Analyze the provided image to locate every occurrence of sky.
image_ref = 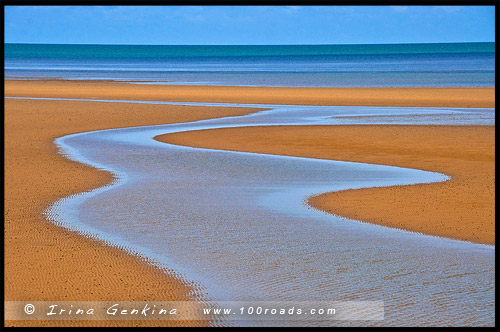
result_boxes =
[4,6,496,45]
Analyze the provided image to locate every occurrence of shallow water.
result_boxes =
[40,100,494,326]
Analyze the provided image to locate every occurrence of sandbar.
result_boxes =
[158,125,495,245]
[5,79,495,108]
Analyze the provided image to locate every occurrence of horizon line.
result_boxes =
[4,41,495,47]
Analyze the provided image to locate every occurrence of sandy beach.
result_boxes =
[4,96,261,327]
[4,80,495,327]
[5,79,495,108]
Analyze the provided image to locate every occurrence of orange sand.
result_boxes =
[158,125,495,245]
[4,80,495,327]
[5,79,495,108]
[4,97,261,326]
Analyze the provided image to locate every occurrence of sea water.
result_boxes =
[4,42,495,87]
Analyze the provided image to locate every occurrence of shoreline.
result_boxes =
[4,96,262,327]
[5,79,495,108]
[158,125,495,245]
[5,76,496,89]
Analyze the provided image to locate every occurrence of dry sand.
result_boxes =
[5,79,495,108]
[159,125,495,245]
[4,97,261,327]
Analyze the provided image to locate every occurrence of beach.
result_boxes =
[4,7,495,327]
[4,94,261,327]
[4,80,495,326]
[5,79,495,108]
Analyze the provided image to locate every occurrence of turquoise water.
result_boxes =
[4,43,495,87]
[5,42,495,58]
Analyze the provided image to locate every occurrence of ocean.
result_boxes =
[4,42,495,87]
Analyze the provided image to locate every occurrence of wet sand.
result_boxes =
[159,125,495,245]
[4,97,261,327]
[4,80,495,326]
[5,79,495,108]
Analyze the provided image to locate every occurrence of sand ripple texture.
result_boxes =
[44,100,494,327]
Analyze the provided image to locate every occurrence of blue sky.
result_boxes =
[4,6,495,45]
